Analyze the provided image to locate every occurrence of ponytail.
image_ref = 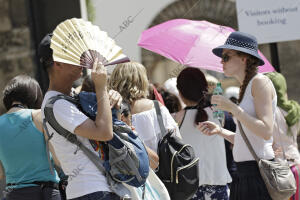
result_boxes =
[194,92,210,124]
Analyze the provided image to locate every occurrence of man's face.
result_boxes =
[57,62,83,82]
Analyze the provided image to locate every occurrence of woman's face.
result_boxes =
[221,49,246,77]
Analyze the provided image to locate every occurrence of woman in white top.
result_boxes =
[109,61,181,169]
[198,31,277,200]
[174,67,231,200]
[266,72,300,200]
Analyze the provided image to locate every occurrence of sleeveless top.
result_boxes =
[132,106,180,153]
[0,109,59,189]
[179,107,232,185]
[233,74,277,162]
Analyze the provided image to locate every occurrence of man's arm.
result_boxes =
[74,60,113,141]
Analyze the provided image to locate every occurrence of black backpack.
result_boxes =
[153,101,199,200]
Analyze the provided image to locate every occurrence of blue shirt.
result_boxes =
[0,109,59,189]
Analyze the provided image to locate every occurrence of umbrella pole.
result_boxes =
[269,43,281,72]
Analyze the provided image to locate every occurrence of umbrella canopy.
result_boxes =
[138,19,274,73]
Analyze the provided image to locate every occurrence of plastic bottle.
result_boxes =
[213,82,225,125]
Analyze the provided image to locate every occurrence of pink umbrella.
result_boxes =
[138,19,274,73]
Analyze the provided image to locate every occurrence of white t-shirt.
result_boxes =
[132,105,181,153]
[41,91,110,199]
[233,74,277,162]
[179,108,232,185]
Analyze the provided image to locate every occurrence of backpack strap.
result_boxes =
[153,100,166,139]
[43,118,55,175]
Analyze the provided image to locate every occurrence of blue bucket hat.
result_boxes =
[212,31,264,66]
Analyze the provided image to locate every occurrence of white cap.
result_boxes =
[163,78,186,108]
[205,74,218,86]
[224,86,240,99]
[163,78,179,96]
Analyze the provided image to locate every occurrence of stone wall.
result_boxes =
[277,41,300,103]
[0,0,36,114]
[0,0,35,197]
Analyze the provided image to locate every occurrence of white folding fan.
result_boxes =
[50,18,129,68]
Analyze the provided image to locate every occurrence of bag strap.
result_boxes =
[237,121,260,162]
[153,100,166,138]
[238,109,288,163]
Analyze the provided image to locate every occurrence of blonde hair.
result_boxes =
[205,73,219,94]
[109,62,149,104]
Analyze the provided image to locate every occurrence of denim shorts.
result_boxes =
[69,191,120,200]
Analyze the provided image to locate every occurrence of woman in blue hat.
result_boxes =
[197,31,277,200]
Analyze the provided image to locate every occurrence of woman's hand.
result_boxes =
[211,95,237,113]
[108,90,122,109]
[197,121,222,136]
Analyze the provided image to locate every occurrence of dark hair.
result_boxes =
[42,58,54,72]
[81,75,95,92]
[120,101,131,117]
[3,75,43,110]
[230,97,238,105]
[147,84,155,100]
[38,33,54,71]
[158,88,182,113]
[236,52,259,103]
[177,67,209,124]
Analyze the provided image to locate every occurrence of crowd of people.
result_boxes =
[0,26,300,200]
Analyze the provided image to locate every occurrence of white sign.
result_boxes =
[236,0,300,44]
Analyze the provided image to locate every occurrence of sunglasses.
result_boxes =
[221,53,237,62]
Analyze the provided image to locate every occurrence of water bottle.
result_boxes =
[213,82,225,125]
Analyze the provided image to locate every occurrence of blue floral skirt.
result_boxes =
[191,185,229,200]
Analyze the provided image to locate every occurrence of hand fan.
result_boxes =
[50,18,129,68]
